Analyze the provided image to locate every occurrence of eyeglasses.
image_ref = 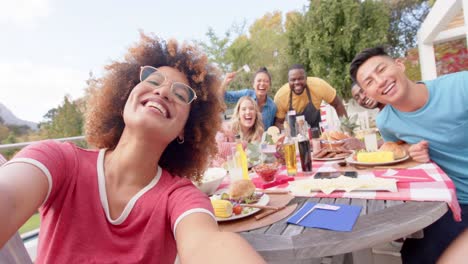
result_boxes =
[139,66,197,104]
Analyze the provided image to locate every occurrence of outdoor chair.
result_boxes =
[0,232,33,264]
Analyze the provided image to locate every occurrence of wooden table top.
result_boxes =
[240,196,447,262]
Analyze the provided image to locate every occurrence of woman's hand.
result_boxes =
[221,72,237,90]
[408,140,430,163]
[176,213,265,264]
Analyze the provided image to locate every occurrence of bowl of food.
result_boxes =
[253,162,280,182]
[195,167,227,195]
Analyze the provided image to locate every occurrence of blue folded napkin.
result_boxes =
[287,202,362,232]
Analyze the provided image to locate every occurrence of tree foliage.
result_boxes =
[0,118,34,159]
[199,27,233,72]
[384,0,431,57]
[246,11,292,94]
[39,95,84,139]
[201,11,295,96]
[287,0,389,99]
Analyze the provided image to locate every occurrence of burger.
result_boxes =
[379,142,407,159]
[228,179,256,200]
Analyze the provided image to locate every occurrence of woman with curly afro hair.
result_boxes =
[0,33,265,264]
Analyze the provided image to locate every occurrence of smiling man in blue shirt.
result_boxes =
[350,46,468,264]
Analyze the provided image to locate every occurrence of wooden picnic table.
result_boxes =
[240,195,447,263]
[234,158,458,263]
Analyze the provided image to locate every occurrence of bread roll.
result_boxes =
[379,142,406,159]
[321,131,349,141]
[229,179,255,200]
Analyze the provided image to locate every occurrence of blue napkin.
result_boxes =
[287,202,362,232]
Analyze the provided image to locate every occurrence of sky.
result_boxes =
[0,0,309,123]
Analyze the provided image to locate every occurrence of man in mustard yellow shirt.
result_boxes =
[274,64,347,129]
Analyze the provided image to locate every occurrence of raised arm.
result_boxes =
[329,95,348,118]
[220,72,237,95]
[176,213,265,264]
[0,162,48,247]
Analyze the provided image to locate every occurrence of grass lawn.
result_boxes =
[19,213,40,235]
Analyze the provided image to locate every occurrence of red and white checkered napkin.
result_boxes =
[217,169,295,191]
[283,161,462,222]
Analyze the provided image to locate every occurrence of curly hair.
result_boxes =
[85,32,224,182]
[230,96,264,143]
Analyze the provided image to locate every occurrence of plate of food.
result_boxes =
[345,142,409,166]
[312,147,352,161]
[288,176,397,195]
[210,179,270,222]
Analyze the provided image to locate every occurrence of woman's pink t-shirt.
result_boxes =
[10,140,214,263]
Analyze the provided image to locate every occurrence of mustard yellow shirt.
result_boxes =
[274,77,337,119]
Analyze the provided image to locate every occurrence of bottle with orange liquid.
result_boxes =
[283,122,297,176]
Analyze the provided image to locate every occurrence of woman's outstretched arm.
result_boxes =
[0,162,48,247]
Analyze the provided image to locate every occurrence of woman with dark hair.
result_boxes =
[221,67,277,128]
[0,33,264,263]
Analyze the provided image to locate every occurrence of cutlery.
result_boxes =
[254,205,287,220]
[235,64,250,73]
[241,204,281,210]
[256,189,289,195]
[295,204,340,224]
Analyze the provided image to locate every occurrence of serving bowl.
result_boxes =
[195,167,227,195]
[253,162,280,182]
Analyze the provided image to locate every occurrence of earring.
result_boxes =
[177,136,184,144]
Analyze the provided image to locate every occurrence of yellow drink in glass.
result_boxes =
[284,143,297,176]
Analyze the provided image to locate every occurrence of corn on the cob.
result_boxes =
[211,200,233,218]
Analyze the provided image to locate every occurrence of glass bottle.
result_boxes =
[283,122,297,176]
[311,127,322,154]
[296,117,312,173]
[287,110,297,137]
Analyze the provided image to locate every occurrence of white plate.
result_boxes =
[288,177,398,195]
[345,154,410,166]
[210,190,270,222]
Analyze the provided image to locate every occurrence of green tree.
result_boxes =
[0,133,18,159]
[199,27,233,72]
[247,11,292,94]
[223,11,293,95]
[385,0,431,57]
[0,124,9,142]
[40,95,84,139]
[287,0,389,99]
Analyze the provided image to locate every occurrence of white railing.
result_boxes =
[0,136,85,151]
